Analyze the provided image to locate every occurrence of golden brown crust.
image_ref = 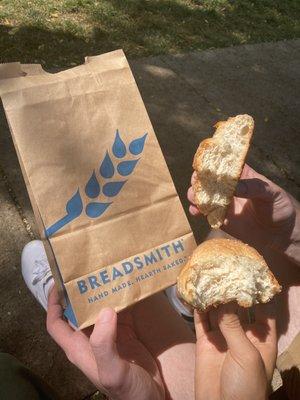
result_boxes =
[192,138,214,172]
[192,115,254,228]
[189,238,263,263]
[177,238,281,310]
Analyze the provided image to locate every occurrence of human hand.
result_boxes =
[188,164,300,261]
[195,303,277,400]
[46,287,164,400]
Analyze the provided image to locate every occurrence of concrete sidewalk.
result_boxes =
[0,39,299,399]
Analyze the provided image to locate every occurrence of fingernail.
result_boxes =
[98,308,114,323]
[236,181,248,196]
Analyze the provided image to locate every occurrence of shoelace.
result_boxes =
[32,259,51,285]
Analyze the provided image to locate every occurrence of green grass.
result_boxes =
[0,0,299,68]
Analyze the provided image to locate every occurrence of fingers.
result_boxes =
[191,171,197,185]
[238,307,253,324]
[187,185,200,216]
[90,308,128,391]
[46,287,74,353]
[208,308,219,330]
[240,163,257,179]
[189,204,200,216]
[235,178,275,202]
[217,303,257,359]
[254,302,276,326]
[47,287,97,378]
[189,167,274,218]
[187,186,195,204]
[90,308,118,366]
[195,306,250,339]
[253,302,277,345]
[194,310,210,340]
[253,303,277,380]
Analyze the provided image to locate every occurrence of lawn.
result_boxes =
[0,0,299,68]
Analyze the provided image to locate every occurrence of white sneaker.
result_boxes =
[21,240,54,311]
[165,285,194,329]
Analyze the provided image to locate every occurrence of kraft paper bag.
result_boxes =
[0,50,196,329]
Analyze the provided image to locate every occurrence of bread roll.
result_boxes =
[193,114,254,228]
[177,238,281,311]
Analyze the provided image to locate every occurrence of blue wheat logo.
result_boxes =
[45,130,148,238]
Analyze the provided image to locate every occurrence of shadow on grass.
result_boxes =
[0,0,299,68]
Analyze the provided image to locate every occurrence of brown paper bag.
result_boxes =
[0,50,196,329]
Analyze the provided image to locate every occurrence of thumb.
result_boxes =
[217,304,256,359]
[90,308,128,392]
[235,178,275,202]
